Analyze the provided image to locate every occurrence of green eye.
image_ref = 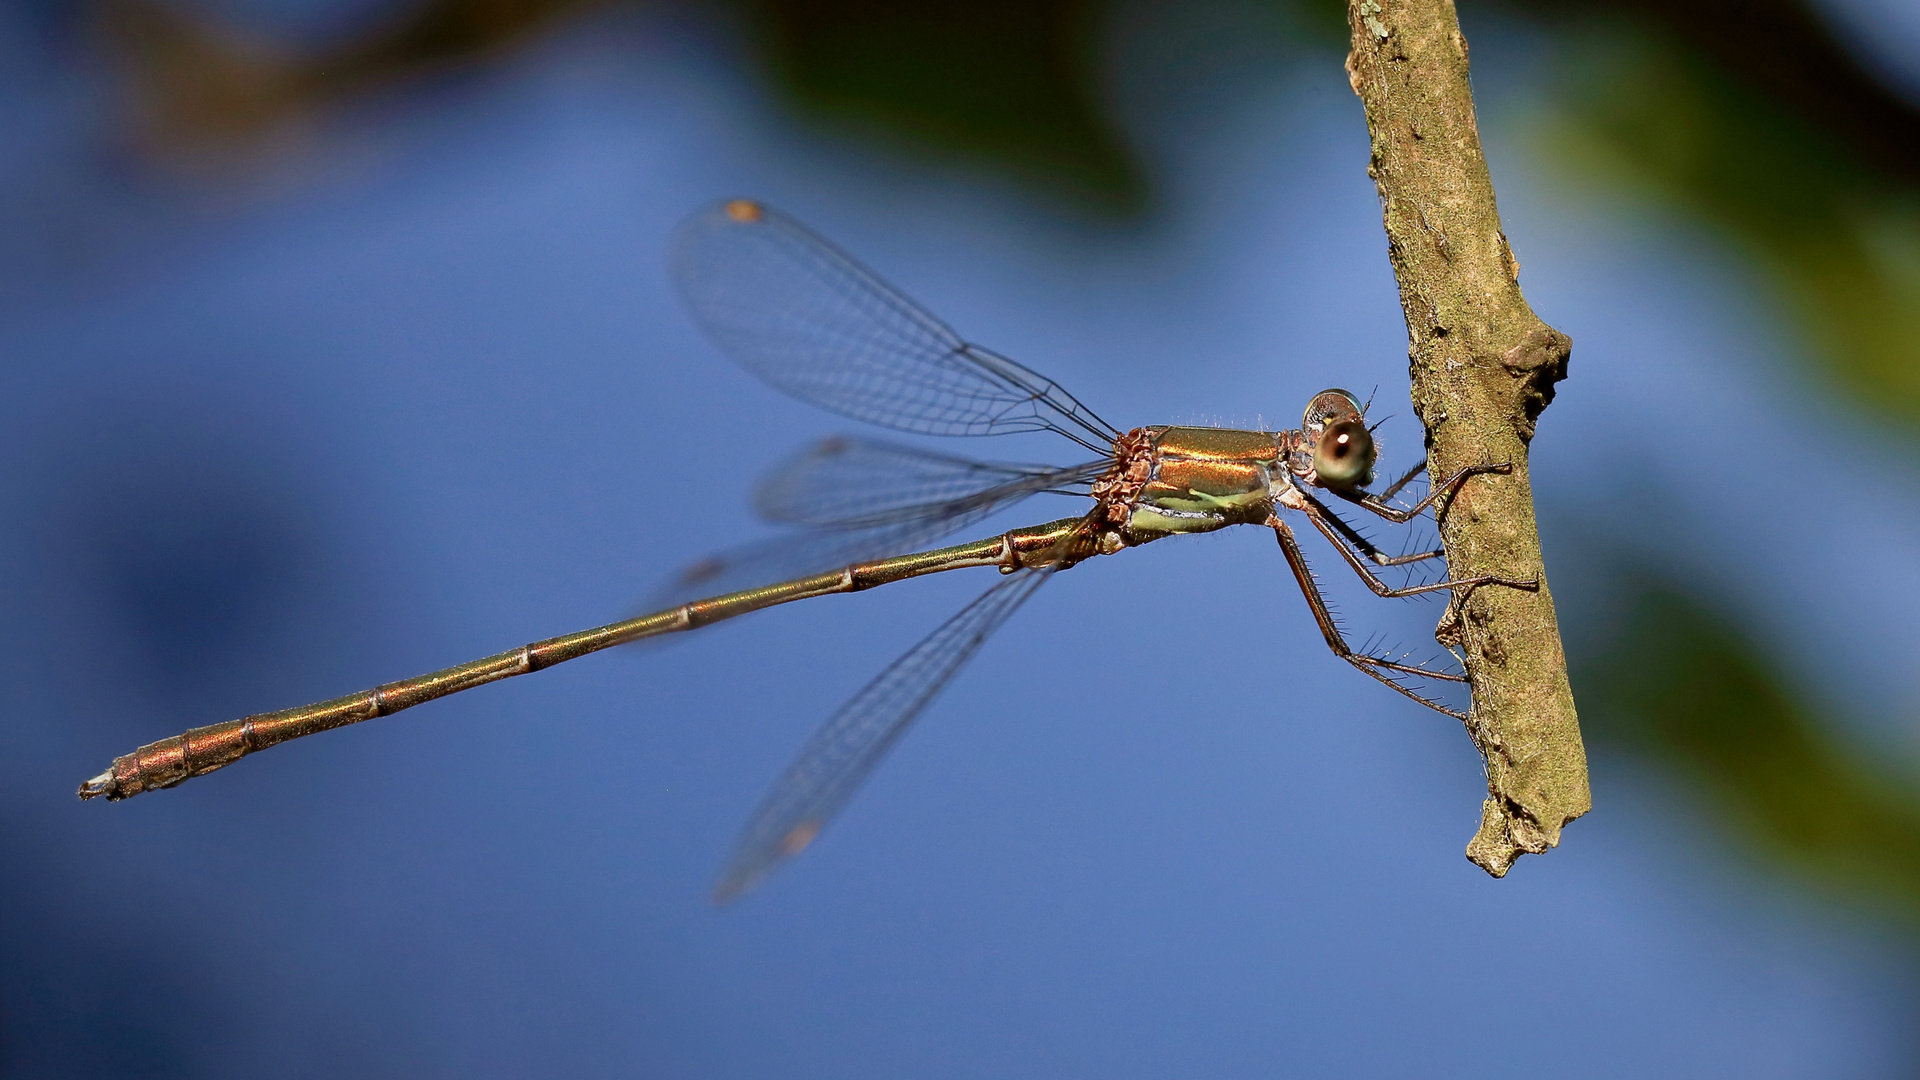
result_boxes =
[1313,419,1375,489]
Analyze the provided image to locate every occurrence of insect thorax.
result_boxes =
[1093,426,1291,544]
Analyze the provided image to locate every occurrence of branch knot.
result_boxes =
[1500,327,1571,440]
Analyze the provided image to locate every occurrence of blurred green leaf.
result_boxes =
[1533,17,1920,425]
[748,0,1139,201]
[100,0,605,155]
[1580,584,1920,924]
[1267,0,1347,48]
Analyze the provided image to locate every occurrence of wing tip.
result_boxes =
[710,861,768,906]
[724,198,766,224]
[710,820,823,905]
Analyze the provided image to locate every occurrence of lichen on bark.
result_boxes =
[1344,0,1590,874]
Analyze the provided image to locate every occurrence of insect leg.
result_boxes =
[1268,518,1468,719]
[1336,462,1512,524]
[1300,492,1445,568]
[1293,501,1537,599]
[1375,458,1427,502]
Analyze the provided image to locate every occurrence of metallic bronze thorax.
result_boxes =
[1093,426,1302,545]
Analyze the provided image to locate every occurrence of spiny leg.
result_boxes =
[1336,462,1512,524]
[1375,458,1427,502]
[1301,491,1445,569]
[1292,501,1538,599]
[1269,518,1467,720]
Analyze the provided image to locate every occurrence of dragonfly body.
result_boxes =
[77,419,1325,804]
[79,516,1094,802]
[80,199,1531,900]
[1103,425,1302,543]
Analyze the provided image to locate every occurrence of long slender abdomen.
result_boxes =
[78,517,1091,802]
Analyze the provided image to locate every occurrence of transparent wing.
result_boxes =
[713,567,1052,902]
[754,435,1105,528]
[671,200,1121,454]
[643,440,1102,608]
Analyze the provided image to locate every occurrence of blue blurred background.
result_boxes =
[5,0,1920,1074]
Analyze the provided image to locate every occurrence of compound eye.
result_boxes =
[1302,388,1365,433]
[1313,419,1375,489]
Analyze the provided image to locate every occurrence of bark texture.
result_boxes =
[1345,0,1590,875]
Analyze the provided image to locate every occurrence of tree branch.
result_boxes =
[1344,0,1589,875]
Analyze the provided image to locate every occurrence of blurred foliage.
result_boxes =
[1528,0,1920,184]
[749,0,1135,200]
[1532,11,1920,427]
[91,0,1920,418]
[99,0,605,157]
[83,0,524,151]
[1579,584,1920,928]
[97,0,1137,197]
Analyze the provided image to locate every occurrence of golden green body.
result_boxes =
[1121,426,1290,541]
[79,424,1323,802]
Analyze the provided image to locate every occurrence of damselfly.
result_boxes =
[78,200,1532,899]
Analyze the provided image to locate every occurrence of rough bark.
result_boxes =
[1345,0,1590,874]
